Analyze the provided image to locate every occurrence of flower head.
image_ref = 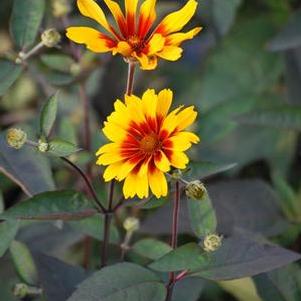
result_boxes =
[203,234,222,252]
[66,0,202,70]
[6,128,27,149]
[96,89,200,199]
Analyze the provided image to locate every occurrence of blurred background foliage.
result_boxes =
[0,0,301,300]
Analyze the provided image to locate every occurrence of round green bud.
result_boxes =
[123,217,140,233]
[6,128,27,149]
[203,234,222,252]
[13,283,28,298]
[37,140,49,152]
[185,180,206,200]
[41,28,61,48]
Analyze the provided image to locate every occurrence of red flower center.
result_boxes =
[128,35,145,52]
[140,133,161,153]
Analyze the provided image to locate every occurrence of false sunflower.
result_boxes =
[96,89,200,199]
[66,0,201,70]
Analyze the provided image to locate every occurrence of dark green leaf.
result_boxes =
[188,161,237,180]
[0,190,96,221]
[40,93,58,137]
[33,253,88,301]
[10,240,38,285]
[10,0,45,49]
[172,277,205,301]
[132,239,172,260]
[0,220,19,257]
[67,262,166,301]
[268,10,301,51]
[149,243,207,272]
[187,189,217,238]
[192,234,301,281]
[0,191,4,213]
[0,132,55,196]
[237,105,301,131]
[0,60,22,96]
[40,54,75,73]
[254,264,301,301]
[69,215,120,243]
[49,138,80,157]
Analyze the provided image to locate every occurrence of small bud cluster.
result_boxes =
[37,140,49,153]
[203,234,222,252]
[13,283,42,298]
[123,217,140,233]
[41,28,61,48]
[185,180,206,200]
[6,128,27,149]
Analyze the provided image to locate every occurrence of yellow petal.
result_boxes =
[103,161,123,181]
[155,151,171,172]
[102,121,127,142]
[157,89,173,117]
[123,172,149,199]
[66,27,115,53]
[96,142,119,155]
[157,46,183,61]
[96,150,123,165]
[116,161,136,180]
[176,106,198,131]
[155,0,198,35]
[125,0,139,34]
[167,131,200,151]
[148,168,168,198]
[138,0,157,37]
[77,0,112,34]
[166,27,202,46]
[134,53,158,70]
[114,41,133,56]
[103,0,127,36]
[170,151,189,169]
[161,106,184,134]
[141,89,157,118]
[147,34,165,55]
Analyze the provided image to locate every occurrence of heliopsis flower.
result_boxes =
[66,0,202,70]
[96,89,200,199]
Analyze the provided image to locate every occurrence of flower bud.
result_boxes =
[123,217,140,233]
[41,28,61,48]
[203,234,222,252]
[6,128,27,149]
[13,283,42,298]
[37,140,49,152]
[185,180,206,200]
[51,0,71,18]
[170,169,182,180]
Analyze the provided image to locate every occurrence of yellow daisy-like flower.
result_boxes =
[66,0,202,70]
[96,89,200,199]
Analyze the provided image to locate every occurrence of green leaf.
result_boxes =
[0,220,19,257]
[237,105,301,131]
[40,92,59,137]
[172,277,205,301]
[10,0,45,49]
[192,234,301,281]
[149,243,206,272]
[40,54,75,73]
[67,262,166,301]
[0,190,96,221]
[10,240,38,285]
[254,264,301,301]
[188,161,237,180]
[69,215,120,243]
[0,132,55,196]
[0,59,22,96]
[49,138,80,157]
[132,239,172,260]
[268,10,301,51]
[187,189,217,238]
[0,191,4,213]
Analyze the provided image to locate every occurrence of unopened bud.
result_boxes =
[123,217,140,233]
[37,140,49,152]
[185,180,206,200]
[41,28,61,48]
[13,283,42,298]
[203,234,222,252]
[51,0,71,17]
[70,63,81,76]
[6,128,27,149]
[170,169,182,180]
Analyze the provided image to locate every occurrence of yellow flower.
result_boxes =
[66,0,202,70]
[96,89,200,199]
